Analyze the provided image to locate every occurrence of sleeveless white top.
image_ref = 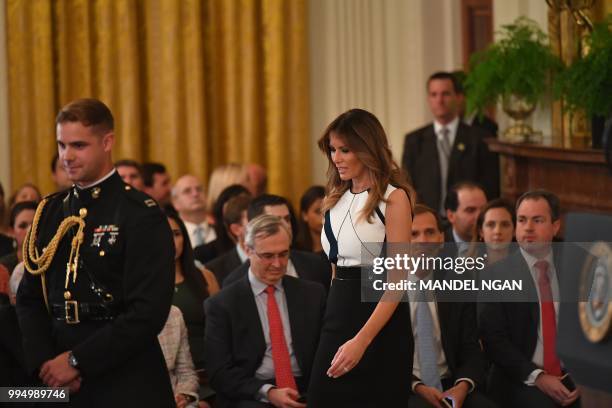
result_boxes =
[321,185,397,267]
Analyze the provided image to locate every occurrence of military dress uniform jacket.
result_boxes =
[16,172,175,407]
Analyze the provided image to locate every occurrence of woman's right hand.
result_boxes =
[326,336,369,378]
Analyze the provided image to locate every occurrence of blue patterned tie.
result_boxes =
[416,290,443,390]
[192,225,204,247]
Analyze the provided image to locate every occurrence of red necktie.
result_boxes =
[265,285,298,390]
[535,260,562,376]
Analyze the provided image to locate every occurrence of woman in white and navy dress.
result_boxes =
[307,109,414,407]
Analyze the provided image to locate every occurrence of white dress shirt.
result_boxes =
[184,221,217,247]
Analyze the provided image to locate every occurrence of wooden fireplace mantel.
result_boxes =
[486,139,612,214]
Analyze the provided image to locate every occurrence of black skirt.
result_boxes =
[307,267,413,407]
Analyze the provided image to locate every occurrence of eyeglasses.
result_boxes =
[254,250,290,262]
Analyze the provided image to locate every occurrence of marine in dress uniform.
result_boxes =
[16,99,176,407]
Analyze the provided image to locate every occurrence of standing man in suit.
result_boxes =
[204,215,326,408]
[223,194,331,290]
[206,193,252,284]
[402,71,499,214]
[409,205,495,408]
[479,190,580,407]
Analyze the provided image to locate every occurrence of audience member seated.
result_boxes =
[452,70,499,137]
[173,175,217,247]
[223,194,332,290]
[0,263,36,386]
[0,201,37,276]
[51,153,72,191]
[402,71,499,214]
[193,184,252,265]
[142,162,173,208]
[408,205,496,408]
[467,198,515,266]
[204,215,326,408]
[444,182,488,257]
[167,212,219,372]
[8,183,41,208]
[115,159,145,190]
[158,305,208,408]
[205,193,252,286]
[294,185,325,254]
[479,190,580,408]
[246,163,268,197]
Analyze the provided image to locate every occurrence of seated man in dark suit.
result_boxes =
[402,71,499,214]
[206,193,252,284]
[223,194,331,290]
[408,205,495,408]
[204,215,326,408]
[444,182,488,257]
[479,190,580,408]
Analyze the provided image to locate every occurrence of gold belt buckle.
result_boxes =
[65,300,80,324]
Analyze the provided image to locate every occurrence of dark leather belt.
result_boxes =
[51,301,116,324]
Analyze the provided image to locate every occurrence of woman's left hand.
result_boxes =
[327,336,369,378]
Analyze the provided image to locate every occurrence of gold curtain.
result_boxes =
[6,0,311,205]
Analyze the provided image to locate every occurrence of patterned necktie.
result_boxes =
[535,260,562,376]
[439,127,452,159]
[265,285,297,390]
[192,225,204,247]
[415,290,442,390]
[438,127,451,213]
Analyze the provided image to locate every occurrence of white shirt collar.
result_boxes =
[433,116,460,145]
[452,228,467,244]
[519,247,555,271]
[184,220,214,237]
[247,268,284,296]
[76,168,116,190]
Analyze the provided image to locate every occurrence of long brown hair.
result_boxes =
[319,109,414,222]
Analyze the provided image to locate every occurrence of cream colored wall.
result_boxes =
[308,0,462,184]
[0,0,10,193]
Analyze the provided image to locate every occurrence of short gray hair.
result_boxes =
[244,214,292,249]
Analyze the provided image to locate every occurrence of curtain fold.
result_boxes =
[7,0,311,205]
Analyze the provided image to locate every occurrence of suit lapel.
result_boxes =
[512,254,540,336]
[449,122,469,178]
[238,276,266,357]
